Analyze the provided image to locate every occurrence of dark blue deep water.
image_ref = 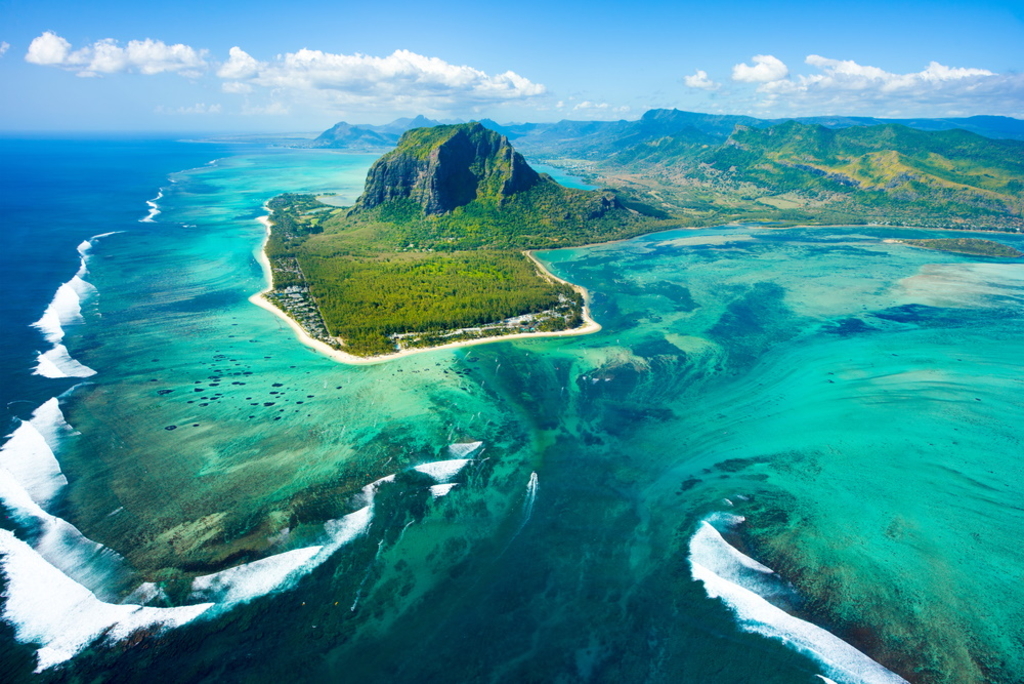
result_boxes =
[0,137,233,432]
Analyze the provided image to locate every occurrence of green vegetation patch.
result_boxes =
[261,123,667,357]
[897,237,1024,258]
[553,119,1024,232]
[302,249,581,356]
[264,192,615,357]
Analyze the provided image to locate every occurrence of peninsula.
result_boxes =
[891,237,1024,258]
[257,122,664,359]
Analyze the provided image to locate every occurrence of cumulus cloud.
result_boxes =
[25,31,206,77]
[683,69,720,91]
[25,32,70,66]
[0,41,10,57]
[732,54,789,83]
[796,55,994,91]
[218,46,261,80]
[155,103,222,115]
[220,47,546,112]
[571,101,630,113]
[24,34,551,116]
[756,55,1024,117]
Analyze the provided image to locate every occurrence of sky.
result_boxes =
[1,0,1023,133]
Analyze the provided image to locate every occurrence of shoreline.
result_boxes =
[251,208,1015,366]
[249,214,603,366]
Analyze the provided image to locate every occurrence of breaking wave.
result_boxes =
[140,190,163,223]
[688,514,908,684]
[0,425,468,669]
[0,530,213,673]
[29,234,113,378]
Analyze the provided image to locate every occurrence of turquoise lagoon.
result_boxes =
[1,142,1022,683]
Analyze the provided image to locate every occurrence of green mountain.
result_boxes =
[264,123,663,357]
[507,108,1024,157]
[355,123,542,215]
[638,121,1024,230]
[338,122,664,251]
[528,117,1024,231]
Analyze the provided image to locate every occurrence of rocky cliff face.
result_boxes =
[356,123,541,215]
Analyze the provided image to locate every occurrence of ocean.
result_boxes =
[1,137,1022,683]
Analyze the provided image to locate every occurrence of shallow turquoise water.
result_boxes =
[2,144,1023,683]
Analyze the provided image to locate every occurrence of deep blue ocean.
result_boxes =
[1,137,1022,684]
[0,137,237,434]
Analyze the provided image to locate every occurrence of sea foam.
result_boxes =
[31,276,95,345]
[689,515,908,684]
[140,190,163,223]
[33,344,97,378]
[0,432,377,667]
[321,505,373,554]
[0,399,136,598]
[413,459,472,483]
[0,398,70,507]
[0,529,213,672]
[189,546,323,606]
[447,441,484,459]
[31,247,100,378]
[429,483,458,498]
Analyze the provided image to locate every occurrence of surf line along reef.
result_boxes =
[252,122,669,362]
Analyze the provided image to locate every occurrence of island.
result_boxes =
[254,122,666,360]
[890,237,1024,258]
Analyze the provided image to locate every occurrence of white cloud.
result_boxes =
[221,81,253,94]
[25,32,70,66]
[218,47,261,80]
[155,103,222,115]
[569,101,631,119]
[25,31,206,77]
[732,54,789,83]
[241,102,290,116]
[221,47,546,113]
[23,34,548,117]
[0,42,10,57]
[755,55,1023,117]
[795,55,994,92]
[684,69,720,91]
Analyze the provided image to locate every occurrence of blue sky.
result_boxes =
[1,0,1023,132]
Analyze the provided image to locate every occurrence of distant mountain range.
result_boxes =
[308,109,1024,232]
[309,109,1024,153]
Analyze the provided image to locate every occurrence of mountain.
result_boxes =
[309,115,446,150]
[308,121,395,150]
[263,123,663,356]
[373,115,444,135]
[310,109,1024,156]
[342,122,662,249]
[507,109,1024,160]
[355,123,541,215]
[598,119,1024,231]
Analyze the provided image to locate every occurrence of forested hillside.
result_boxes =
[264,123,660,356]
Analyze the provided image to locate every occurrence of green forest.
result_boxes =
[263,188,638,356]
[260,123,666,357]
